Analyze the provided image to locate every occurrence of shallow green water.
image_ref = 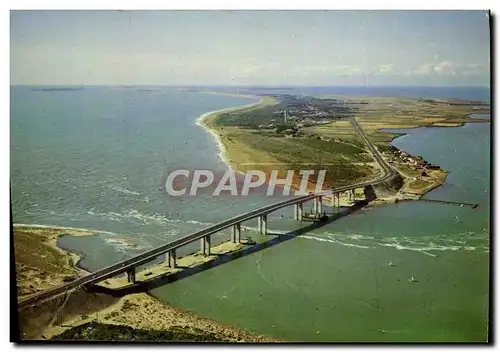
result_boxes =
[150,122,490,342]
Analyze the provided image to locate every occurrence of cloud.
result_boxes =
[401,61,488,78]
[290,65,363,77]
[374,64,394,75]
[433,61,456,75]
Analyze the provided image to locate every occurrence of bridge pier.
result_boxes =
[311,196,323,216]
[232,223,242,243]
[331,193,340,213]
[201,235,211,256]
[126,268,136,283]
[294,203,304,220]
[258,214,268,234]
[166,249,177,268]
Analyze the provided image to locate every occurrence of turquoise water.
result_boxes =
[151,121,490,342]
[11,86,490,341]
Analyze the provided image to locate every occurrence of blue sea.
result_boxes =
[10,85,491,342]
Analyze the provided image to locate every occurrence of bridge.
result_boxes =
[18,117,398,309]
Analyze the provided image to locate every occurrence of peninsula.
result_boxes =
[198,91,490,203]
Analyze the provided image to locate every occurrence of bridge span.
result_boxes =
[18,117,398,309]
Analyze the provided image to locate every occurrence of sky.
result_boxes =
[10,10,491,86]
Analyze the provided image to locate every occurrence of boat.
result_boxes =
[388,261,395,267]
[409,275,417,283]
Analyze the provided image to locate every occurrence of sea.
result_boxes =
[10,85,490,342]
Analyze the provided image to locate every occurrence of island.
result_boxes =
[198,92,490,203]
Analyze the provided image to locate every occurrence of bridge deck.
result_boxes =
[18,117,398,308]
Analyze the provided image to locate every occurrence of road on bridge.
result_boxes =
[18,117,398,309]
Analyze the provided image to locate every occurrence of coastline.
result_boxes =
[15,223,280,342]
[194,93,488,202]
[14,225,95,300]
[195,94,270,172]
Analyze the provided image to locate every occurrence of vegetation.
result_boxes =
[206,92,489,190]
[51,322,229,342]
[217,103,286,127]
[14,228,79,297]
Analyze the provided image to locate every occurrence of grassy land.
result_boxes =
[14,226,92,298]
[201,91,489,196]
[203,97,376,188]
[314,94,490,149]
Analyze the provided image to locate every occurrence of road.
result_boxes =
[18,117,397,308]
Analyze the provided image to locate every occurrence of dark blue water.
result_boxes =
[221,86,490,103]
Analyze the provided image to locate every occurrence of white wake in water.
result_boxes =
[299,230,488,257]
[108,185,141,196]
[86,208,214,227]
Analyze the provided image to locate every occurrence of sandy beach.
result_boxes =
[14,224,95,299]
[15,224,279,342]
[195,93,271,172]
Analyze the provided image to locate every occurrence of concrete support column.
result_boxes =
[259,214,268,235]
[166,249,177,268]
[318,196,323,214]
[294,204,299,220]
[231,225,236,243]
[201,235,211,256]
[235,223,241,243]
[126,268,136,283]
[313,198,318,214]
[298,202,303,221]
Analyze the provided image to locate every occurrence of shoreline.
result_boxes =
[382,110,491,144]
[14,223,279,342]
[13,223,118,273]
[195,94,268,172]
[14,225,96,301]
[194,92,487,201]
[13,224,96,267]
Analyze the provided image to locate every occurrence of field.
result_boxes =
[203,92,489,194]
[313,94,490,148]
